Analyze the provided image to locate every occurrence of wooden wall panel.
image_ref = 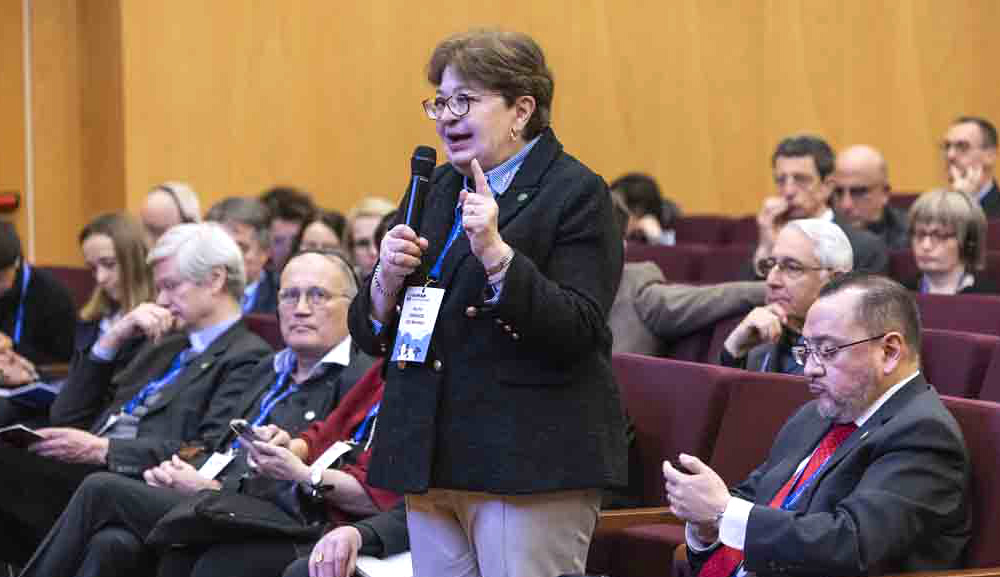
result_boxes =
[0,1,28,252]
[24,0,1000,265]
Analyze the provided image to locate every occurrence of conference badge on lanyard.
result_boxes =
[391,286,444,363]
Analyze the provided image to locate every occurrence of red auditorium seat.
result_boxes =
[888,249,919,285]
[940,396,1000,570]
[591,355,738,577]
[727,216,758,245]
[245,313,283,349]
[607,367,810,577]
[671,216,730,245]
[987,220,1000,251]
[698,244,754,283]
[920,329,1000,398]
[625,244,702,283]
[40,266,95,310]
[916,293,1000,336]
[976,347,1000,403]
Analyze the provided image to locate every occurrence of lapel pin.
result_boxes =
[517,192,528,202]
[200,362,211,370]
[304,411,316,421]
[860,430,870,440]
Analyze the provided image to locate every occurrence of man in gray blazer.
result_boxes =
[667,273,969,576]
[721,219,852,374]
[0,223,271,564]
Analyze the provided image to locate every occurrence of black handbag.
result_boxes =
[145,488,325,550]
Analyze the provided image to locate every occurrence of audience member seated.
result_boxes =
[18,250,378,577]
[904,188,996,294]
[753,134,888,275]
[206,197,279,313]
[291,210,347,254]
[608,193,766,355]
[260,186,317,272]
[667,273,970,576]
[721,219,852,374]
[0,213,152,427]
[344,197,395,279]
[0,223,271,565]
[0,221,76,384]
[139,181,201,247]
[833,144,908,249]
[943,116,999,217]
[610,172,681,245]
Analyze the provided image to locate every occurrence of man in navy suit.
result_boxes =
[667,273,969,576]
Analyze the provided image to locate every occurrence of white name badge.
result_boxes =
[311,440,352,476]
[197,451,235,480]
[391,286,444,364]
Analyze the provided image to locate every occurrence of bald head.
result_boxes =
[833,145,890,228]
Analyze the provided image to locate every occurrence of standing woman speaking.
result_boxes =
[347,29,627,577]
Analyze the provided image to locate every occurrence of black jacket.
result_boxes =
[0,264,76,364]
[348,127,628,494]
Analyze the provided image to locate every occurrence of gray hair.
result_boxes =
[282,249,359,300]
[205,196,272,248]
[785,219,853,272]
[150,181,202,223]
[148,222,245,302]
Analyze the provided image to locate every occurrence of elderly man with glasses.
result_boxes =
[667,273,970,577]
[721,219,852,374]
[943,116,999,218]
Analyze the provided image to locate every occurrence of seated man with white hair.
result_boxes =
[0,222,271,565]
[721,219,853,375]
[140,182,201,247]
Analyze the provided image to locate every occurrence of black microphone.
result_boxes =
[404,146,437,236]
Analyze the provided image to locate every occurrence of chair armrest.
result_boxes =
[596,506,682,531]
[39,363,70,380]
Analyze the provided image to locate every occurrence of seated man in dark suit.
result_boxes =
[667,273,970,576]
[0,222,272,565]
[17,249,378,576]
[721,219,852,374]
[753,135,889,275]
[0,221,76,378]
[833,145,908,249]
[944,116,999,218]
[206,196,279,314]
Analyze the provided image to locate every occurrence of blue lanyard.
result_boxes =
[352,401,381,444]
[13,264,30,346]
[780,449,838,510]
[231,369,297,450]
[428,203,464,282]
[122,348,189,414]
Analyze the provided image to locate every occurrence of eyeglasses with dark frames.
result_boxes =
[422,92,502,120]
[791,333,888,366]
[756,257,828,279]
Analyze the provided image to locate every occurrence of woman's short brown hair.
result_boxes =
[427,29,554,140]
[78,213,153,321]
[907,188,988,270]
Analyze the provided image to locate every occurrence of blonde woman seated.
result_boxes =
[904,188,996,294]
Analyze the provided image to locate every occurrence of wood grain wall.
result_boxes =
[9,0,1000,264]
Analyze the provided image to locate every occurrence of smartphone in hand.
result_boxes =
[230,419,263,444]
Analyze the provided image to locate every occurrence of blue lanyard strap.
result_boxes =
[122,348,189,415]
[428,203,464,282]
[780,449,836,510]
[231,369,297,450]
[13,264,30,346]
[352,401,381,444]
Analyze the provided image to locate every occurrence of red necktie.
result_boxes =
[697,423,858,577]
